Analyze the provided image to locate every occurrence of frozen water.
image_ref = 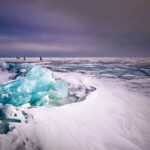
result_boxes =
[0,122,10,134]
[0,62,32,72]
[0,66,68,106]
[0,57,150,150]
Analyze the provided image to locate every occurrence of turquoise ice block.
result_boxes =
[0,66,68,106]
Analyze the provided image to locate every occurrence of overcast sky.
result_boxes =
[0,0,150,57]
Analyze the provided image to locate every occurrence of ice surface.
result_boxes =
[0,66,68,106]
[0,58,150,150]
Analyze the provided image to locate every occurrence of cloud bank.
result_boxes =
[0,0,150,56]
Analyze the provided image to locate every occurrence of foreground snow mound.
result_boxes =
[0,66,68,106]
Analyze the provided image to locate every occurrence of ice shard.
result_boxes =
[0,123,10,134]
[0,66,68,106]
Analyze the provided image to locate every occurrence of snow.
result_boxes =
[0,58,150,150]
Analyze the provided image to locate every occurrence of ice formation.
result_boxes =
[0,62,32,72]
[0,58,150,149]
[0,66,68,106]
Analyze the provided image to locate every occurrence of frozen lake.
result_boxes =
[0,57,150,150]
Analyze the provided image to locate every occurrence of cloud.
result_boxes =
[0,0,150,56]
[0,41,76,52]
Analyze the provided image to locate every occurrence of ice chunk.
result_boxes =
[0,66,68,106]
[0,62,32,72]
[0,122,10,134]
[0,104,21,123]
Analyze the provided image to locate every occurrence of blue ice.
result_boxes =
[0,66,68,106]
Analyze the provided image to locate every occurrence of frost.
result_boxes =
[0,66,68,106]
